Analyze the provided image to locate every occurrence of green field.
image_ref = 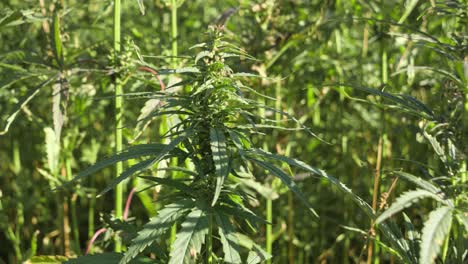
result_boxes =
[0,1,466,263]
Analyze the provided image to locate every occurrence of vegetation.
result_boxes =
[0,1,466,263]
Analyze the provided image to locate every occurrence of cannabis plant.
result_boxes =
[68,25,362,263]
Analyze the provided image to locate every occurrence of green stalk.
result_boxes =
[171,0,178,63]
[265,79,282,263]
[88,189,96,253]
[265,199,272,261]
[368,44,388,264]
[113,0,123,253]
[169,0,179,246]
[206,212,213,264]
[66,156,80,254]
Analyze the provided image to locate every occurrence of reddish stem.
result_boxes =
[85,227,107,255]
[138,66,166,91]
[85,187,137,255]
[123,188,136,220]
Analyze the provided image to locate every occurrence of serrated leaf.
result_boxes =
[376,189,447,224]
[246,244,272,264]
[66,252,154,264]
[210,127,229,206]
[195,51,212,64]
[139,176,195,195]
[52,82,64,142]
[70,143,169,183]
[100,132,189,195]
[168,208,209,264]
[419,206,453,264]
[247,148,375,217]
[120,200,194,264]
[215,212,242,263]
[393,171,441,194]
[98,158,156,196]
[73,132,189,189]
[132,98,161,142]
[250,158,318,218]
[44,127,60,176]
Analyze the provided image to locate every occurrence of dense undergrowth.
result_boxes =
[0,1,466,263]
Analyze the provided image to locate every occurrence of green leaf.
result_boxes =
[246,244,272,264]
[52,11,64,68]
[376,189,447,224]
[250,158,318,218]
[73,132,189,189]
[168,207,209,264]
[398,0,420,24]
[44,127,60,177]
[66,253,154,264]
[419,206,453,264]
[132,98,161,142]
[52,82,64,143]
[98,158,156,196]
[0,77,54,136]
[136,0,145,15]
[210,127,229,206]
[456,211,468,232]
[195,51,212,64]
[247,148,375,217]
[234,233,271,264]
[393,171,441,194]
[215,212,242,263]
[28,255,68,263]
[71,143,170,183]
[66,253,122,264]
[139,176,194,195]
[120,200,194,264]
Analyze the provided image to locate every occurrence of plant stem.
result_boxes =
[66,156,80,254]
[113,0,123,253]
[171,0,178,64]
[367,45,387,264]
[88,189,96,254]
[206,212,213,264]
[266,198,273,264]
[169,0,179,246]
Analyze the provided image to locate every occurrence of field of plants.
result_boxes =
[0,0,466,263]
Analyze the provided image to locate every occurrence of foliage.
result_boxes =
[0,0,466,263]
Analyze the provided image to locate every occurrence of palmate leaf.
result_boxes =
[98,158,156,197]
[247,148,375,217]
[70,143,170,183]
[233,233,271,264]
[120,200,194,264]
[392,171,441,194]
[99,132,190,196]
[215,212,242,264]
[250,158,318,218]
[419,206,453,264]
[66,253,151,264]
[139,176,195,196]
[71,131,189,187]
[376,189,447,224]
[210,127,229,206]
[168,207,209,264]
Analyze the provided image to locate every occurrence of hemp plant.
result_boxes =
[69,25,357,264]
